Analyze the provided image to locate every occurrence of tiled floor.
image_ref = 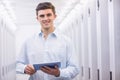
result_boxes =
[16,74,29,80]
[16,73,81,80]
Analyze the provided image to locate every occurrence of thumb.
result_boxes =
[55,65,58,69]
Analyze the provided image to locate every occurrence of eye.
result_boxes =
[39,15,45,18]
[47,13,52,17]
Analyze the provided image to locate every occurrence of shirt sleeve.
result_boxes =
[59,39,80,79]
[16,42,28,74]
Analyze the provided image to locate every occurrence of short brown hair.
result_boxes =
[36,2,56,15]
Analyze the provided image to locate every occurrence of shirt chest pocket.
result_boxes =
[50,47,66,58]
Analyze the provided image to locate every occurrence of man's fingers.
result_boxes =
[42,66,51,70]
[25,69,33,74]
[41,67,51,74]
[25,65,36,75]
[40,66,59,76]
[27,65,35,72]
[26,66,33,72]
[55,65,58,69]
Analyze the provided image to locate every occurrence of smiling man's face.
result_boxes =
[37,9,56,30]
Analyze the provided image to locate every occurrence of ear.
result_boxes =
[54,14,57,18]
[36,16,38,20]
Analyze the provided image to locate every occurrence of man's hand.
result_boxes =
[24,64,36,75]
[40,65,60,77]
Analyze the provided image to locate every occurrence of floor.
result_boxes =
[16,74,29,80]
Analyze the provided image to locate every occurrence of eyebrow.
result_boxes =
[39,13,52,18]
[39,14,44,17]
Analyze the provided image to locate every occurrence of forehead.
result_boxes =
[37,9,53,15]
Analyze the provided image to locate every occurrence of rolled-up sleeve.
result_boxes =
[16,42,28,74]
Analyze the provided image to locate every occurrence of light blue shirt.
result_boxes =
[16,29,80,80]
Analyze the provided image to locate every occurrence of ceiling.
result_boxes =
[1,0,81,27]
[7,0,69,26]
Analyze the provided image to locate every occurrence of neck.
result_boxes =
[41,27,55,39]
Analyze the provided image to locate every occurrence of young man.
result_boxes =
[16,2,80,80]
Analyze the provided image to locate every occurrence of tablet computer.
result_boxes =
[33,62,61,71]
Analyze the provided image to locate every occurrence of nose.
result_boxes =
[43,15,49,20]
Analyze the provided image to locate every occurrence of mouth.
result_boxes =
[43,20,50,25]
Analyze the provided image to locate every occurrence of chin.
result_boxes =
[44,25,50,28]
[44,26,50,29]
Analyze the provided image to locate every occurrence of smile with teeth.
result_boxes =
[43,20,50,25]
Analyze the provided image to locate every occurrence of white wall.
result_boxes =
[0,10,16,80]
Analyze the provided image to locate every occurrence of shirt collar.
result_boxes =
[38,28,59,38]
